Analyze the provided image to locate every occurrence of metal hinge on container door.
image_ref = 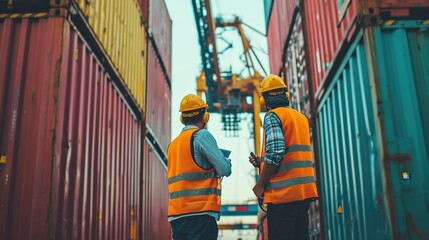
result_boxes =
[0,155,6,164]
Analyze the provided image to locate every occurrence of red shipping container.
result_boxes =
[304,0,429,98]
[268,0,429,99]
[149,0,172,79]
[142,139,170,240]
[0,16,142,240]
[284,13,311,117]
[146,40,172,152]
[267,0,282,75]
[136,0,150,24]
[267,0,299,75]
[304,0,359,98]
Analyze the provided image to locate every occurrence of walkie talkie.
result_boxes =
[250,152,259,168]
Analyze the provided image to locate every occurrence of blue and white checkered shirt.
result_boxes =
[263,111,286,166]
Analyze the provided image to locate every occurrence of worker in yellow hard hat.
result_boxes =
[167,93,232,240]
[249,74,318,240]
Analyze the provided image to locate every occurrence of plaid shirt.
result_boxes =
[263,112,286,165]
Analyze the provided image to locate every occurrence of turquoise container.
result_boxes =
[316,20,429,239]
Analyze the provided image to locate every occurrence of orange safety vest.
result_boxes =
[261,107,318,204]
[167,128,221,217]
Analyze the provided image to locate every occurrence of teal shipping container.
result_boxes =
[317,20,429,239]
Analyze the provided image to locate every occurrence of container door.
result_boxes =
[317,30,391,240]
[369,21,429,239]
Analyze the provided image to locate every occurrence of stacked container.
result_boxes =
[0,0,172,239]
[140,0,172,239]
[265,0,429,239]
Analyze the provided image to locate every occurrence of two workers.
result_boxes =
[167,74,319,240]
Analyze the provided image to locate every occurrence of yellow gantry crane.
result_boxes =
[191,0,266,155]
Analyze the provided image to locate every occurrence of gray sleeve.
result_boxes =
[193,130,232,177]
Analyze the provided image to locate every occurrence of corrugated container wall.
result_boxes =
[304,0,429,98]
[317,21,429,239]
[304,0,359,97]
[0,16,142,239]
[267,0,428,95]
[75,0,147,111]
[0,0,65,12]
[365,22,429,238]
[284,13,310,117]
[316,31,390,239]
[136,0,149,24]
[142,139,170,240]
[149,0,172,79]
[265,0,429,238]
[146,41,172,152]
[266,0,281,75]
[266,0,298,75]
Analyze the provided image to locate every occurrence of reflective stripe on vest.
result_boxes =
[167,128,221,216]
[277,159,313,173]
[286,144,312,152]
[262,108,318,204]
[170,188,221,199]
[168,171,217,184]
[265,176,315,190]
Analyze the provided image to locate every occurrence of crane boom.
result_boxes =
[191,0,222,111]
[191,0,264,155]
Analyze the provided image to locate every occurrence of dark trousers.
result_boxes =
[170,215,218,240]
[267,199,311,240]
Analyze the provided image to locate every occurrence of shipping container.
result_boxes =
[266,0,282,76]
[303,0,359,97]
[149,0,172,79]
[284,12,311,117]
[0,16,143,240]
[0,0,66,13]
[304,0,429,99]
[142,139,170,240]
[136,0,149,24]
[75,0,147,110]
[266,1,429,238]
[316,21,429,239]
[145,41,172,152]
[265,0,298,75]
[266,0,429,98]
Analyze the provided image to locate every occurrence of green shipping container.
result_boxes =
[316,20,429,239]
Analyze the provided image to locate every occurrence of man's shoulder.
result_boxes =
[265,111,281,120]
[193,129,213,138]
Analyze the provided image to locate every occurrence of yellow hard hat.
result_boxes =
[259,74,289,105]
[179,94,210,124]
[260,74,287,93]
[179,94,208,112]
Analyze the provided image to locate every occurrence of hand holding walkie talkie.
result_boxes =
[249,152,261,168]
